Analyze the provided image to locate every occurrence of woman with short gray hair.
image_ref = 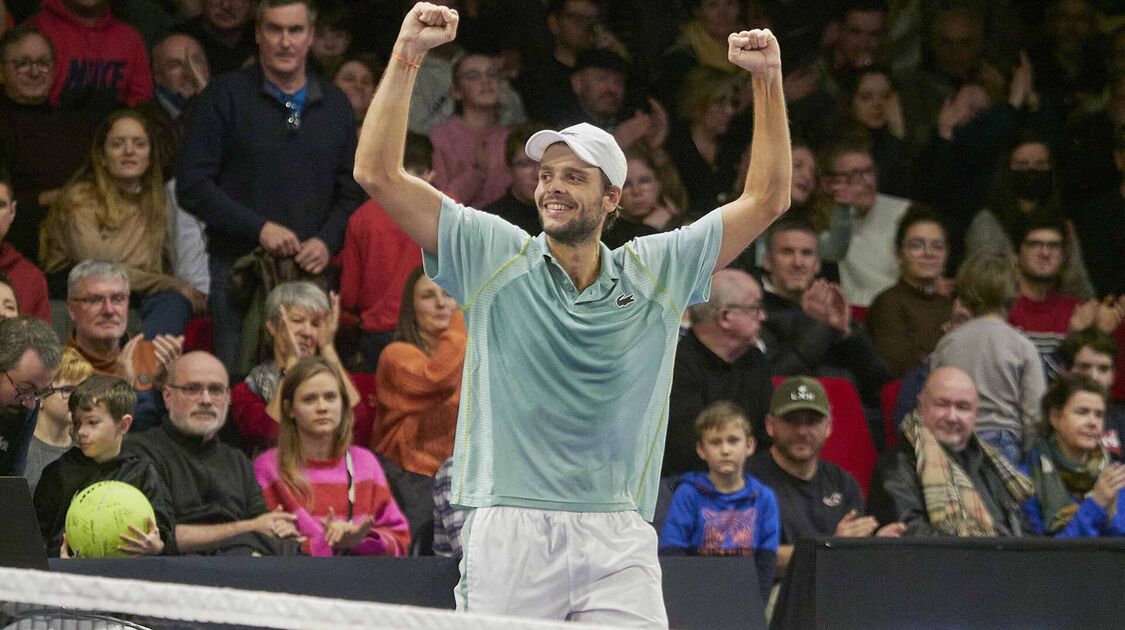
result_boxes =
[229,281,370,455]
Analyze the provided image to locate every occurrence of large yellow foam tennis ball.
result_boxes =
[65,481,155,558]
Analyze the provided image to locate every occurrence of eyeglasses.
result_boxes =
[2,370,58,403]
[4,57,52,73]
[1022,239,1063,252]
[828,167,876,183]
[903,238,947,255]
[167,382,230,398]
[71,293,128,308]
[50,385,77,398]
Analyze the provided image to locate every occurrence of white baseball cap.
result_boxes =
[524,122,627,189]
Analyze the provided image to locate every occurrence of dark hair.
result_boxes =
[1115,121,1125,152]
[1013,210,1067,251]
[394,267,433,352]
[329,52,383,86]
[257,0,317,27]
[549,0,600,15]
[954,252,1018,315]
[1060,327,1119,369]
[766,217,819,253]
[987,130,1063,240]
[694,400,752,442]
[404,133,434,175]
[893,202,944,251]
[69,374,137,421]
[821,135,874,176]
[0,316,61,372]
[316,3,350,32]
[0,25,55,63]
[1040,372,1106,438]
[505,121,545,165]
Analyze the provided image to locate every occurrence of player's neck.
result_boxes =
[708,470,746,494]
[546,237,602,293]
[771,445,818,481]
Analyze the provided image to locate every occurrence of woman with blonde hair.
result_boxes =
[254,356,410,556]
[41,109,206,336]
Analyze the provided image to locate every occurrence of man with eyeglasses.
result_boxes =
[1008,214,1123,381]
[178,0,364,376]
[665,269,772,477]
[126,350,302,555]
[65,261,183,432]
[0,316,63,476]
[0,26,100,262]
[819,141,911,308]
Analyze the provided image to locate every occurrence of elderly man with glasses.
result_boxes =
[665,268,774,477]
[64,260,183,432]
[126,350,303,555]
[0,315,63,476]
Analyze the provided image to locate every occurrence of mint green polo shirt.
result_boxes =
[424,195,722,520]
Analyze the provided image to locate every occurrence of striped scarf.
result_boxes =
[903,412,1034,536]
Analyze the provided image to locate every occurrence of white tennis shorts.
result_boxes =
[455,506,668,628]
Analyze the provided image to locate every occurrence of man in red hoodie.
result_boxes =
[0,174,50,322]
[28,0,153,109]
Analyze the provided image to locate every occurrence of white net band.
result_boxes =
[0,567,608,630]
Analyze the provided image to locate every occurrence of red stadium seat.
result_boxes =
[880,379,903,450]
[772,376,877,495]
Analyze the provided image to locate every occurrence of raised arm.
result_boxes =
[353,3,459,254]
[716,30,791,271]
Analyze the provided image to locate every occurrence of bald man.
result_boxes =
[867,366,1035,537]
[665,269,773,476]
[126,351,302,555]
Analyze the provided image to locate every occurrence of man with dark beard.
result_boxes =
[126,351,301,555]
[748,376,903,576]
[354,3,791,625]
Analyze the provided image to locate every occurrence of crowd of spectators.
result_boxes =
[1,0,1125,621]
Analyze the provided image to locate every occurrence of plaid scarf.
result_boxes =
[1026,438,1109,534]
[903,412,1035,536]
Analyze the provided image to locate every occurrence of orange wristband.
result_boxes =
[391,52,421,69]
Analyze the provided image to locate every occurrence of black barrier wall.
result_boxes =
[50,556,765,630]
[772,537,1125,630]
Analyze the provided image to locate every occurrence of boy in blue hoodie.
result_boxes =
[659,400,779,600]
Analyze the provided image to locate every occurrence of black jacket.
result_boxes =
[760,288,889,407]
[665,330,772,476]
[867,436,1032,537]
[176,64,364,260]
[33,446,177,556]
